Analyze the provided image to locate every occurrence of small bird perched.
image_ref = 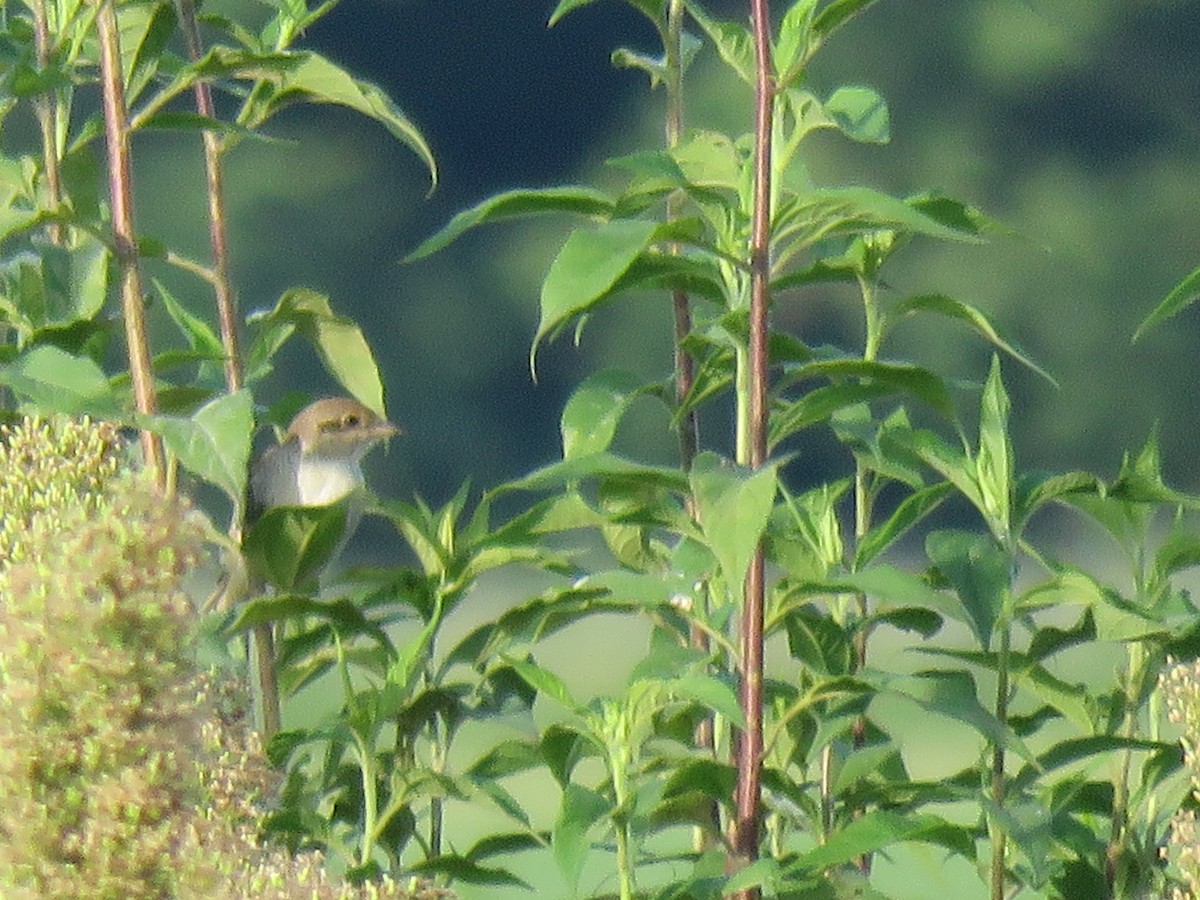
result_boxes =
[250,396,400,514]
[245,396,398,738]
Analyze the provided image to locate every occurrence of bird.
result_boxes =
[250,395,400,514]
[245,396,398,738]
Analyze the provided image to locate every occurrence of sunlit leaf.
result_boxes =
[883,293,1053,383]
[535,218,658,361]
[262,54,436,187]
[405,186,614,262]
[561,369,653,459]
[691,452,778,592]
[976,355,1012,537]
[825,84,890,144]
[146,389,253,503]
[257,288,387,418]
[0,344,120,416]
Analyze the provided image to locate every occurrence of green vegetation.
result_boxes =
[2,1,1200,898]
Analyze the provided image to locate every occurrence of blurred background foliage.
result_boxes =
[78,0,1200,518]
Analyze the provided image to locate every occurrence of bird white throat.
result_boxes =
[250,397,399,512]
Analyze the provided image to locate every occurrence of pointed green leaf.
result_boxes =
[1,345,120,416]
[509,658,580,713]
[825,84,890,144]
[534,218,660,366]
[147,389,253,503]
[926,529,1010,649]
[687,4,755,84]
[891,669,1036,765]
[812,0,886,44]
[561,369,651,458]
[406,186,614,262]
[856,482,953,567]
[884,293,1054,383]
[976,355,1012,537]
[691,452,778,592]
[276,54,435,187]
[553,783,609,895]
[258,288,387,418]
[1134,262,1200,341]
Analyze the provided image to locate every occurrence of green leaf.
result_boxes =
[774,0,819,83]
[406,187,614,262]
[1014,470,1103,527]
[255,288,388,418]
[534,218,660,367]
[812,0,886,45]
[691,452,778,593]
[669,673,745,728]
[561,369,651,458]
[687,3,755,84]
[892,428,984,514]
[790,810,974,873]
[773,186,982,263]
[976,355,1013,538]
[1134,261,1200,341]
[825,84,890,144]
[891,669,1036,765]
[552,784,609,895]
[0,344,120,416]
[926,529,1010,649]
[784,606,853,677]
[865,606,942,639]
[121,1,177,104]
[498,451,689,496]
[242,504,349,591]
[509,658,580,713]
[779,357,955,417]
[274,54,436,187]
[883,293,1054,384]
[549,0,666,27]
[855,482,953,567]
[407,855,530,889]
[146,389,253,504]
[156,280,224,359]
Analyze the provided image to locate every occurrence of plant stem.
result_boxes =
[990,624,1011,900]
[177,0,243,397]
[95,0,164,484]
[31,0,62,245]
[732,0,773,892]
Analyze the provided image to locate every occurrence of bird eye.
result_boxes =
[343,413,360,427]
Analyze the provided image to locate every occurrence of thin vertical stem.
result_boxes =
[177,0,242,396]
[95,0,164,484]
[990,625,1011,900]
[664,0,719,847]
[32,0,63,245]
[732,0,773,893]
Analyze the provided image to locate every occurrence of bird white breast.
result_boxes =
[293,455,365,506]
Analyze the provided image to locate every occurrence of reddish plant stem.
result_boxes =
[96,0,164,484]
[732,0,773,893]
[178,0,243,396]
